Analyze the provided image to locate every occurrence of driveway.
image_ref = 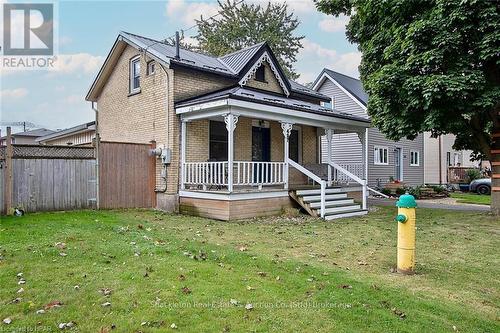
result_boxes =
[369,197,491,212]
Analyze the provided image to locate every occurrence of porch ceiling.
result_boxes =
[175,87,371,131]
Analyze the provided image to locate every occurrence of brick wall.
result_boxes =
[246,61,284,95]
[173,67,235,102]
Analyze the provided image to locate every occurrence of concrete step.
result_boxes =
[295,188,343,196]
[309,199,354,208]
[302,193,347,202]
[324,210,368,220]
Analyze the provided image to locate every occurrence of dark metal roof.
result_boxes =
[120,32,328,101]
[320,69,369,106]
[176,86,370,124]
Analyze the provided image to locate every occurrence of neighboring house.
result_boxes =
[86,31,372,220]
[424,133,482,184]
[0,128,55,145]
[37,121,96,147]
[313,69,425,188]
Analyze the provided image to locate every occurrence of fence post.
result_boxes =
[150,140,157,207]
[5,127,13,215]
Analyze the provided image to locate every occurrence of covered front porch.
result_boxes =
[176,87,371,220]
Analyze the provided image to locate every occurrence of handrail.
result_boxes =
[367,186,390,198]
[328,161,367,210]
[288,158,326,218]
[287,159,323,184]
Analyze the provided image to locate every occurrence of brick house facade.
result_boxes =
[87,32,371,220]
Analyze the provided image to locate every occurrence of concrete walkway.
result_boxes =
[368,197,491,212]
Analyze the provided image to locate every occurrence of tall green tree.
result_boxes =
[194,0,304,80]
[316,0,500,213]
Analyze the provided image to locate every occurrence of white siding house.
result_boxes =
[313,69,425,187]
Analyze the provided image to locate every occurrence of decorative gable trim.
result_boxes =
[238,51,290,96]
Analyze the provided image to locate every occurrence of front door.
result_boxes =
[252,126,271,183]
[394,147,403,181]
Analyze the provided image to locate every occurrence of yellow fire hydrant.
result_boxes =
[395,193,417,274]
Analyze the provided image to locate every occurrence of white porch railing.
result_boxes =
[327,161,367,210]
[183,161,286,189]
[288,158,327,218]
[333,163,364,184]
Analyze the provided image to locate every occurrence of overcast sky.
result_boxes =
[0,0,360,134]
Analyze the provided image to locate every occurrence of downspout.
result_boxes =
[92,101,100,209]
[438,135,442,184]
[154,63,171,193]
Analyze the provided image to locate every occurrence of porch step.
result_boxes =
[324,210,368,220]
[302,193,347,202]
[295,188,344,196]
[309,199,354,208]
[289,187,367,221]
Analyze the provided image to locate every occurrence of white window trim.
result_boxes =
[130,56,141,94]
[147,60,155,76]
[410,150,420,166]
[374,145,389,165]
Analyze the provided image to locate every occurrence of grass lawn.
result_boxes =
[450,192,491,205]
[1,207,499,332]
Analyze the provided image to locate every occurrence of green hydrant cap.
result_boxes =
[396,214,407,223]
[396,193,417,208]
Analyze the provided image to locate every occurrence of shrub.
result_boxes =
[405,185,422,199]
[465,169,481,183]
[431,185,446,194]
[381,188,392,196]
[395,187,406,196]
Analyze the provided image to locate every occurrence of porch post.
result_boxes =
[325,128,333,186]
[224,114,239,192]
[180,119,187,190]
[281,122,293,189]
[358,129,368,210]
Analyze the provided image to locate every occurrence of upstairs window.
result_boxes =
[255,64,266,82]
[147,61,155,75]
[130,56,141,93]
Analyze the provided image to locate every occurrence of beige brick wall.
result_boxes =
[186,120,209,162]
[246,61,284,95]
[97,45,175,195]
[173,68,234,102]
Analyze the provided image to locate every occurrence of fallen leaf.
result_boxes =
[170,323,178,329]
[55,242,66,250]
[245,303,253,310]
[17,288,24,293]
[99,288,112,296]
[181,287,191,294]
[3,318,12,325]
[101,302,111,307]
[238,246,248,252]
[257,272,267,277]
[44,300,63,310]
[338,285,353,289]
[74,285,80,290]
[246,286,255,291]
[178,274,186,281]
[18,279,26,285]
[36,309,45,314]
[16,272,23,278]
[59,252,67,257]
[230,299,238,306]
[391,307,406,319]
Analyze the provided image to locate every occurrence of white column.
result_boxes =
[358,129,368,210]
[325,128,333,186]
[224,114,239,192]
[281,122,293,189]
[180,120,187,190]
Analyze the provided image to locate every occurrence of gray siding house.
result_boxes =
[313,69,424,187]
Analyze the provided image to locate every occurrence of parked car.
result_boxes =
[469,178,491,195]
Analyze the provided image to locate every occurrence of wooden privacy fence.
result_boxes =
[447,166,478,184]
[1,144,96,214]
[98,141,156,209]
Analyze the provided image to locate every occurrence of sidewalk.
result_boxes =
[369,197,491,212]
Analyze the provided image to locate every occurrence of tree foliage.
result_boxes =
[316,0,500,160]
[194,0,304,80]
